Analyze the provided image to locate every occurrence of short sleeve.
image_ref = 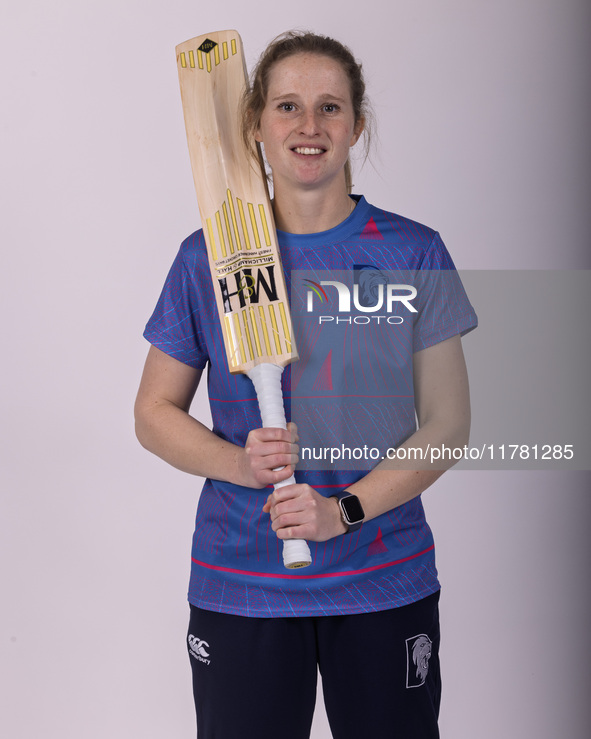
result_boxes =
[143,241,209,369]
[412,232,478,352]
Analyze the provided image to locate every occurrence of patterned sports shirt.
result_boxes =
[144,196,477,617]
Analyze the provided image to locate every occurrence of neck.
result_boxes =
[272,184,355,234]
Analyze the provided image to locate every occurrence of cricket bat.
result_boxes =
[176,30,312,569]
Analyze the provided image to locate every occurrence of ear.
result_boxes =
[244,104,263,144]
[350,116,365,147]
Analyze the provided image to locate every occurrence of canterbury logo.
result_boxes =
[188,634,211,664]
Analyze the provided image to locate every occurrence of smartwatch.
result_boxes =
[332,489,365,534]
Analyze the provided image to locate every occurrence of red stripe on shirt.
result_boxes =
[191,544,434,580]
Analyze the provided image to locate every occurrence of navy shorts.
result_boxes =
[187,591,441,738]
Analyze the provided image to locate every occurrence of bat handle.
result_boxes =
[247,364,312,569]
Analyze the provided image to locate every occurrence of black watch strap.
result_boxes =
[332,489,365,534]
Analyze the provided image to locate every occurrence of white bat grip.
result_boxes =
[247,364,312,569]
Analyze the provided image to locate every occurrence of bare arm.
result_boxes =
[345,333,470,520]
[134,345,298,487]
[265,334,471,540]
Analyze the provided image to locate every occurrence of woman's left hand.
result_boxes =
[263,484,347,542]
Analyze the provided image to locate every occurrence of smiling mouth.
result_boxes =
[293,147,325,155]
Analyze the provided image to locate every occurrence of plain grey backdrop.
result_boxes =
[2,0,589,737]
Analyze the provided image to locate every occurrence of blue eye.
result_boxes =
[322,104,339,113]
[279,103,295,112]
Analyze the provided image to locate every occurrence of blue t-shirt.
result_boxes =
[144,196,477,617]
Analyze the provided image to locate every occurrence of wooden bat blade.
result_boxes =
[176,31,311,569]
[176,31,298,373]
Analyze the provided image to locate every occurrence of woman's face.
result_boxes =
[255,53,364,196]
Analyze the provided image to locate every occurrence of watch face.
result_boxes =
[341,495,364,524]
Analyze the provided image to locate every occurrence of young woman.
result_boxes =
[135,31,477,739]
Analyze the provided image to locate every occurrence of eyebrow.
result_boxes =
[270,93,348,102]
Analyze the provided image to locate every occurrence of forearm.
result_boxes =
[135,400,247,483]
[345,335,472,524]
[345,413,470,523]
[265,336,472,541]
[265,411,470,543]
[264,325,472,543]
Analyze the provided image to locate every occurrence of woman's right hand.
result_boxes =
[239,422,299,489]
[136,347,300,488]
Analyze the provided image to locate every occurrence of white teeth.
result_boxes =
[294,147,324,155]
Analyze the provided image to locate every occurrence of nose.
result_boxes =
[298,109,320,136]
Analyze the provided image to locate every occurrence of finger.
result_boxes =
[267,482,303,503]
[271,510,303,533]
[269,490,314,521]
[249,427,294,444]
[286,422,299,442]
[275,525,310,540]
[272,516,315,540]
[254,465,296,489]
[246,443,299,466]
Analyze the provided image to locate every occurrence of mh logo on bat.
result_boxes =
[218,266,279,314]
